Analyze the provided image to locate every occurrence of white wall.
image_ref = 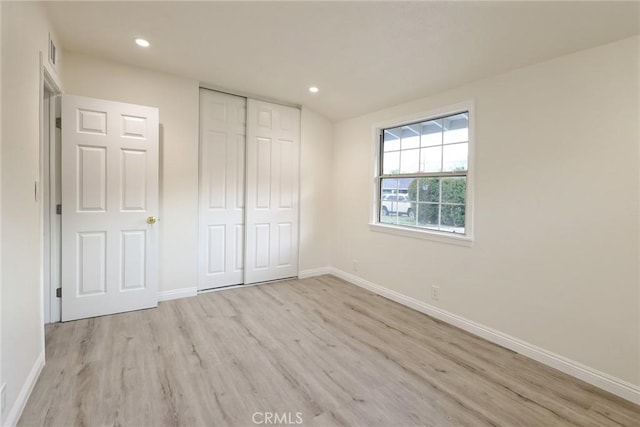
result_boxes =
[63,53,334,293]
[331,36,640,387]
[1,2,63,424]
[300,108,332,273]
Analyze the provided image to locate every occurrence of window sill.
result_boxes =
[368,223,473,247]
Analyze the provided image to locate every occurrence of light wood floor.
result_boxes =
[19,275,640,426]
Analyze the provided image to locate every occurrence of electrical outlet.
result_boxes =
[431,285,440,301]
[352,259,359,272]
[1,382,6,413]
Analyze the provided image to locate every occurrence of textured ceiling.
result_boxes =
[45,1,640,121]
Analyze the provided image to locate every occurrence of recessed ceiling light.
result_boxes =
[309,86,319,93]
[135,38,150,48]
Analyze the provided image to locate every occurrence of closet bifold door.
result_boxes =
[198,89,247,290]
[244,99,300,284]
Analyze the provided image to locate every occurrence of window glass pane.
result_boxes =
[443,113,468,144]
[404,178,418,202]
[420,146,442,173]
[440,205,465,233]
[380,206,397,224]
[442,143,468,172]
[415,178,440,202]
[397,178,413,200]
[397,204,417,227]
[421,120,442,147]
[380,179,415,224]
[381,178,399,197]
[441,177,466,204]
[405,178,419,203]
[417,203,439,228]
[382,178,412,196]
[380,189,399,225]
[400,149,420,174]
[401,126,420,150]
[383,151,400,175]
[383,128,401,152]
[398,218,416,227]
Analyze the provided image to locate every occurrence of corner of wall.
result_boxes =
[299,107,334,273]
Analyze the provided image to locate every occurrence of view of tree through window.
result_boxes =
[378,112,469,234]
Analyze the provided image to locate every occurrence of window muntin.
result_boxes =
[378,111,469,235]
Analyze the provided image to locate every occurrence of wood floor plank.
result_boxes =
[18,275,640,426]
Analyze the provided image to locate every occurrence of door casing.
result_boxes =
[40,59,62,324]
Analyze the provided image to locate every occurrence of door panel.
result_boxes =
[207,225,226,274]
[245,99,300,284]
[279,140,294,208]
[77,232,107,295]
[61,95,159,321]
[254,223,270,269]
[121,230,146,290]
[206,131,227,209]
[277,223,292,267]
[121,149,147,211]
[198,89,246,289]
[256,138,271,209]
[78,146,107,211]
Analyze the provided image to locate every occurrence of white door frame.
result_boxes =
[40,56,62,324]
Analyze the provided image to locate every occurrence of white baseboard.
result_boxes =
[158,287,198,302]
[298,267,332,279]
[3,351,45,427]
[328,267,640,405]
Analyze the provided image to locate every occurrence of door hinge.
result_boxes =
[56,204,62,215]
[56,288,62,298]
[55,117,61,129]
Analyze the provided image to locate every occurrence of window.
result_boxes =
[374,107,472,242]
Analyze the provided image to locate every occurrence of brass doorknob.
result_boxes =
[146,216,158,224]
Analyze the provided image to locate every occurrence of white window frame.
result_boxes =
[368,101,475,247]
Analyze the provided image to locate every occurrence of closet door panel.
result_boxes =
[198,89,246,289]
[245,100,300,284]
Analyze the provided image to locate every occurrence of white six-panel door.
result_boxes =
[61,95,159,321]
[244,99,300,284]
[198,89,247,289]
